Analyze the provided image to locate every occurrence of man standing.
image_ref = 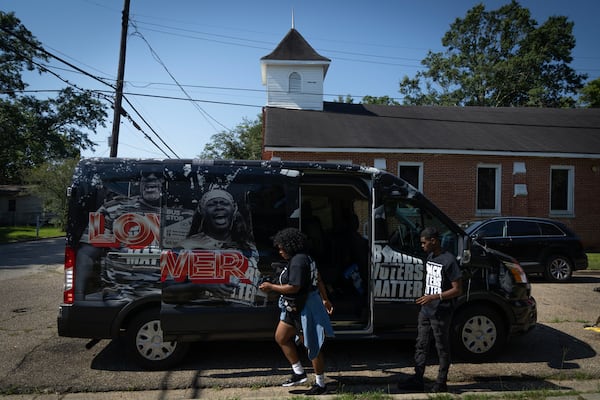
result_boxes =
[399,227,462,393]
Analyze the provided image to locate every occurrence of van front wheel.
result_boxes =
[451,305,506,362]
[125,309,190,370]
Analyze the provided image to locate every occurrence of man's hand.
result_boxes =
[415,294,437,306]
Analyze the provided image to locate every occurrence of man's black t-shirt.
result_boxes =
[421,250,462,317]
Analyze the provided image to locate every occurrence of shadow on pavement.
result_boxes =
[90,323,596,377]
[0,237,65,268]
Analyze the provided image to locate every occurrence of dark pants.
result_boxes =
[414,308,452,384]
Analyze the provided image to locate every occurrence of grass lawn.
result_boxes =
[0,226,64,243]
[587,253,600,270]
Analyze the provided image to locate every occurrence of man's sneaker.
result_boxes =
[397,376,424,392]
[431,382,448,393]
[282,372,307,387]
[305,384,327,395]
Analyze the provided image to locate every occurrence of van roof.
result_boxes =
[78,158,380,175]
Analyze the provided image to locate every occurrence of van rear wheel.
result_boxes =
[451,305,505,362]
[125,309,190,370]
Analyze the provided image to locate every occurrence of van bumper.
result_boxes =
[509,296,537,336]
[57,301,123,339]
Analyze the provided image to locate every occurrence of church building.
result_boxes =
[259,26,600,250]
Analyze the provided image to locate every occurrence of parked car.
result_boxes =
[462,217,588,282]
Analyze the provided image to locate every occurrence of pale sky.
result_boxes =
[3,0,599,159]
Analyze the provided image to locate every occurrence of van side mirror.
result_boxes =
[385,183,408,198]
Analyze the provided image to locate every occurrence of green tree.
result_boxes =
[579,78,600,108]
[0,11,108,184]
[25,157,79,229]
[399,1,586,107]
[334,94,355,103]
[362,95,400,105]
[199,115,262,159]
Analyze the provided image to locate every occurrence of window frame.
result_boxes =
[288,72,301,93]
[476,163,501,216]
[397,162,423,192]
[549,165,574,217]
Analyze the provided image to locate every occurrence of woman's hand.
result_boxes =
[323,298,334,315]
[259,281,273,292]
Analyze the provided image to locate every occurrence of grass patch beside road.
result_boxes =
[587,253,600,270]
[0,226,64,243]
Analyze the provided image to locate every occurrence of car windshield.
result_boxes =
[461,220,483,234]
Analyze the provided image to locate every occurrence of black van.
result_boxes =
[58,158,537,369]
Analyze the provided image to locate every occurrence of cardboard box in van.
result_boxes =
[58,159,537,370]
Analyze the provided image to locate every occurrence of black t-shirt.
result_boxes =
[279,253,315,300]
[421,250,462,316]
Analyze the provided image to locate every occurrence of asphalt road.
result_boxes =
[1,237,599,396]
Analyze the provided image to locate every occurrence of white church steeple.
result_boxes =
[260,23,330,111]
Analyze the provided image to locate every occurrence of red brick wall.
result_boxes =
[265,150,600,250]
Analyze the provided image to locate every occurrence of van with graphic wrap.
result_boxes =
[58,158,537,370]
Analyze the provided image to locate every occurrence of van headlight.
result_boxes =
[503,261,528,283]
[461,249,471,264]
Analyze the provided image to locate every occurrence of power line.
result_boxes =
[131,20,426,69]
[130,21,229,133]
[121,95,180,158]
[0,25,115,89]
[0,23,179,158]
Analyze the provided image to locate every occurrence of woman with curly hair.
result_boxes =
[259,227,334,396]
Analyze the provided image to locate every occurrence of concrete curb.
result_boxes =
[2,380,599,399]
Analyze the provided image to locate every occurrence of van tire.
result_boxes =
[125,309,190,370]
[451,305,506,362]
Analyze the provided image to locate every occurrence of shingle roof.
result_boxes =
[261,28,330,62]
[263,103,600,156]
[0,185,30,196]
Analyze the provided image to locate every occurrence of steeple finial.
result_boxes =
[291,8,295,29]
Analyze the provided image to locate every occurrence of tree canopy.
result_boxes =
[25,157,80,229]
[199,115,263,160]
[0,11,108,184]
[579,78,600,108]
[361,95,400,106]
[398,1,586,107]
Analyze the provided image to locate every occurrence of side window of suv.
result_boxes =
[478,220,504,237]
[507,220,541,237]
[539,222,564,236]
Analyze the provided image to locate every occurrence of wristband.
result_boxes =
[439,293,443,301]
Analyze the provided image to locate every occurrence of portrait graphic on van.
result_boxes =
[74,164,265,306]
[160,164,266,307]
[77,170,167,300]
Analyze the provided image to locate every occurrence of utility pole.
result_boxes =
[109,0,130,157]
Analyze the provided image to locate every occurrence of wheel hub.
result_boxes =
[462,316,497,354]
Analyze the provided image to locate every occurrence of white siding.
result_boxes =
[265,65,324,110]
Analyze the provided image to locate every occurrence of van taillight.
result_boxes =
[64,246,75,304]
